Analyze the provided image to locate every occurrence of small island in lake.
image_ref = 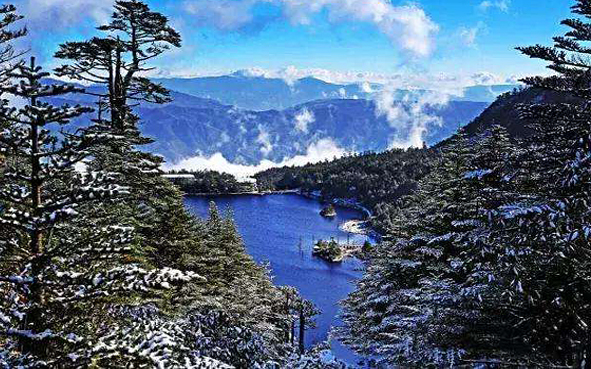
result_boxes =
[313,238,344,262]
[312,238,373,263]
[320,204,337,217]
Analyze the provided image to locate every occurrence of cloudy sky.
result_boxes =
[17,0,571,86]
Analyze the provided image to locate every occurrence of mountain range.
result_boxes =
[44,74,515,166]
[139,97,488,164]
[154,73,519,110]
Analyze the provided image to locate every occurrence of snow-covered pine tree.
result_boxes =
[0,3,26,249]
[449,1,591,364]
[54,0,180,130]
[0,58,203,367]
[444,125,529,362]
[457,106,591,366]
[0,4,26,83]
[339,131,481,366]
[52,1,195,274]
[177,203,302,361]
[341,127,525,366]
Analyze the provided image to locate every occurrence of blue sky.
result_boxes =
[17,0,575,86]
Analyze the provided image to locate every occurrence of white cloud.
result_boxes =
[458,22,486,47]
[256,126,274,156]
[183,0,438,57]
[23,0,114,30]
[163,138,346,179]
[204,66,518,90]
[478,0,510,13]
[152,65,521,97]
[374,86,450,149]
[183,0,265,31]
[294,108,315,133]
[280,0,438,57]
[505,75,521,84]
[469,71,504,85]
[360,81,374,93]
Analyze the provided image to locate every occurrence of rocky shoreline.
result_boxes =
[340,220,369,235]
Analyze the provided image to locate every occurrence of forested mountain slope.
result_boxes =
[461,86,581,138]
[140,98,487,164]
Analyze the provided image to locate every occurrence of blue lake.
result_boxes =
[184,193,370,365]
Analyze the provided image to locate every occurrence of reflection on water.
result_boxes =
[184,193,370,364]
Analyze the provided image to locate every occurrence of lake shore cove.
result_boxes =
[183,193,371,364]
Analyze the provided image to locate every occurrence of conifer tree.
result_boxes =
[463,1,591,364]
[54,0,180,130]
[54,0,191,280]
[0,4,26,83]
[340,127,524,366]
[339,132,477,365]
[53,0,181,193]
[0,58,201,367]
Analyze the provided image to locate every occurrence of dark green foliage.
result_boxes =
[341,1,591,366]
[255,147,438,233]
[313,238,342,262]
[0,58,204,368]
[165,169,256,194]
[0,2,313,367]
[55,0,181,129]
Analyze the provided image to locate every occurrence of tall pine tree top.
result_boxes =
[518,0,591,97]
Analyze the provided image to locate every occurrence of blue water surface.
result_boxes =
[184,193,370,365]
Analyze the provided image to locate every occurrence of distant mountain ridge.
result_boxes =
[154,74,519,111]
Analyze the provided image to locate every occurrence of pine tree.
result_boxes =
[0,58,201,367]
[430,1,591,364]
[0,4,26,83]
[54,0,180,130]
[339,132,477,365]
[180,203,298,356]
[54,0,192,279]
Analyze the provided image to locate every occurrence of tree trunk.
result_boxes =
[29,56,42,256]
[23,56,46,358]
[299,305,305,354]
[285,293,291,343]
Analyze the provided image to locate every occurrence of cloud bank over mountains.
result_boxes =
[155,65,521,92]
[375,88,451,149]
[163,138,346,179]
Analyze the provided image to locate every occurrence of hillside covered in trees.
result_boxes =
[334,1,591,367]
[254,84,577,233]
[165,170,257,194]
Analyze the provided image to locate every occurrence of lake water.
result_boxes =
[184,193,371,365]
